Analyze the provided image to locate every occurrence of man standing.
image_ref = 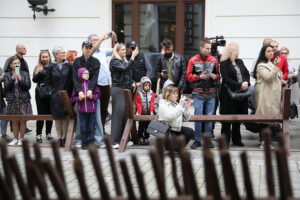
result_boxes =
[4,44,29,73]
[186,40,220,149]
[125,40,152,86]
[156,39,186,92]
[88,32,117,133]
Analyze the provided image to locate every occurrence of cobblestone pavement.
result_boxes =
[2,117,300,199]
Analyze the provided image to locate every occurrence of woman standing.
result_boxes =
[109,43,138,148]
[4,56,32,146]
[253,45,282,146]
[219,43,250,147]
[33,50,53,143]
[44,46,73,147]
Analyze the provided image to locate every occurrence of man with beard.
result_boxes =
[186,39,220,149]
[156,39,186,92]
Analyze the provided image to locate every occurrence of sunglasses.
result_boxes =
[162,42,172,46]
[271,45,278,48]
[281,52,289,55]
[40,49,49,52]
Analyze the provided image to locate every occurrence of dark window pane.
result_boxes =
[139,3,176,53]
[184,3,203,58]
[115,4,132,43]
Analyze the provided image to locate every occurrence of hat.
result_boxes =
[125,40,137,49]
[82,40,93,48]
[161,39,173,47]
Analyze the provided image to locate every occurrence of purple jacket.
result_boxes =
[71,68,100,113]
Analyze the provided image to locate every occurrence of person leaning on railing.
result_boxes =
[4,56,32,146]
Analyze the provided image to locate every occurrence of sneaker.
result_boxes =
[8,139,18,146]
[99,144,106,148]
[142,138,150,145]
[17,139,23,146]
[191,141,202,149]
[36,135,43,143]
[46,134,53,141]
[127,141,134,146]
[25,128,32,133]
[112,143,119,149]
[75,143,82,148]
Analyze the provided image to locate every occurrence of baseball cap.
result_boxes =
[82,41,93,48]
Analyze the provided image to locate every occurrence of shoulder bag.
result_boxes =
[146,119,170,137]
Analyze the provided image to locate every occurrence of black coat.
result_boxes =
[110,57,134,89]
[73,56,100,93]
[156,53,186,89]
[219,59,250,114]
[3,70,31,102]
[44,61,73,118]
[126,53,151,82]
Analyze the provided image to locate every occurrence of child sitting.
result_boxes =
[72,68,100,149]
[135,76,156,145]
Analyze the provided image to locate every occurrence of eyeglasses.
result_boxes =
[162,42,172,46]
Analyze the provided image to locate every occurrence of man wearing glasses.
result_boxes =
[156,39,186,92]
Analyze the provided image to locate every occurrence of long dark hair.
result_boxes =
[253,45,273,79]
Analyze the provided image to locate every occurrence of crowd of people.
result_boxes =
[0,32,299,149]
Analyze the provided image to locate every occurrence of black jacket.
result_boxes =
[32,68,47,94]
[3,70,31,102]
[44,61,73,118]
[110,57,134,89]
[126,53,151,82]
[156,53,186,89]
[73,56,100,93]
[219,59,250,114]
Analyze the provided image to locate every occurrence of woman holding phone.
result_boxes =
[3,56,32,146]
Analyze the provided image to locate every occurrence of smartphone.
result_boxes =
[107,32,112,38]
[204,69,209,74]
[275,51,280,58]
[162,70,168,74]
[15,66,20,75]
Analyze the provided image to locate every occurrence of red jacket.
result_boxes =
[186,54,220,97]
[273,53,288,80]
[135,91,156,114]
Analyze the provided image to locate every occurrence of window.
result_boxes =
[112,0,205,57]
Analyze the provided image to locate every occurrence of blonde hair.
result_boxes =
[162,85,178,101]
[220,42,239,62]
[280,46,289,54]
[112,43,127,62]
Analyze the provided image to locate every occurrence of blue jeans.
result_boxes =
[79,112,95,145]
[0,107,8,134]
[75,100,104,145]
[194,96,216,142]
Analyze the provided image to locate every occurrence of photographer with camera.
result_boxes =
[186,39,220,149]
[156,39,186,92]
[125,41,152,89]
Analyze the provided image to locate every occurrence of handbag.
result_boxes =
[227,86,252,101]
[38,83,50,98]
[146,120,170,137]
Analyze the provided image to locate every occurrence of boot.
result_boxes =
[62,138,66,147]
[59,139,64,147]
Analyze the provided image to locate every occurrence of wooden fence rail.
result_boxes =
[0,131,298,200]
[119,88,291,154]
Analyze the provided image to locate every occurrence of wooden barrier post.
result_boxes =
[119,89,138,153]
[282,88,291,155]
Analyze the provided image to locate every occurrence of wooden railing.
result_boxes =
[119,88,291,154]
[0,131,298,200]
[0,91,76,151]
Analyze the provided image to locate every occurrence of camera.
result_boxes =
[107,32,112,38]
[205,35,226,57]
[27,0,47,6]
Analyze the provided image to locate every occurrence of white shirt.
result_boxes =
[93,48,112,86]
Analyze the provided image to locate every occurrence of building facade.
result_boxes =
[1,0,300,112]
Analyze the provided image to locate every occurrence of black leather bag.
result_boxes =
[38,83,50,99]
[227,87,252,101]
[146,120,170,137]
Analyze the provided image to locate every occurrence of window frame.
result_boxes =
[112,0,205,55]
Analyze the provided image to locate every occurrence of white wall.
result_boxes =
[0,0,112,114]
[205,0,300,71]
